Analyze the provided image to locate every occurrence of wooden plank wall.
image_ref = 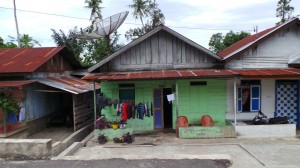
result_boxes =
[72,91,94,131]
[109,30,217,72]
[36,54,74,72]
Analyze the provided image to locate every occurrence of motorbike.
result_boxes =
[252,111,290,125]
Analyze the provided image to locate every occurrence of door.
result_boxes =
[276,81,298,126]
[153,89,163,129]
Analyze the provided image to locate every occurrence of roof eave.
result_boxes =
[222,17,300,60]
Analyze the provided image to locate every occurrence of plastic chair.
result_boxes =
[201,115,215,126]
[176,116,188,137]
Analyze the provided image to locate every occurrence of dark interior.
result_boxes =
[163,88,173,128]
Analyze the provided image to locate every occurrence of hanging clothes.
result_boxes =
[137,103,146,120]
[19,107,26,122]
[126,102,133,119]
[122,102,129,121]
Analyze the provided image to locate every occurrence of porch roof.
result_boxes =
[0,80,36,87]
[229,68,300,77]
[82,69,235,81]
[82,68,300,81]
[37,76,100,94]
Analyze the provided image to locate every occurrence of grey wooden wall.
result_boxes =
[106,30,219,72]
[225,25,300,69]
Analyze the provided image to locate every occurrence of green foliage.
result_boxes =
[85,0,103,22]
[276,0,294,23]
[0,37,17,48]
[209,31,250,54]
[51,27,87,65]
[126,0,165,40]
[0,92,19,114]
[51,28,123,67]
[9,34,41,48]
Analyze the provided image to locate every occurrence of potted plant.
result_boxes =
[113,132,134,144]
[111,120,119,129]
[118,120,127,129]
[0,92,20,123]
[98,134,107,144]
[94,116,110,130]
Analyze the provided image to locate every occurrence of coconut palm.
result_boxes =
[9,34,41,48]
[129,0,150,27]
[85,0,103,22]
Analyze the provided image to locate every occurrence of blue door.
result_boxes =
[153,89,163,128]
[276,81,298,126]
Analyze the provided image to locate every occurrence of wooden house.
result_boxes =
[83,25,235,138]
[0,47,98,138]
[219,17,300,134]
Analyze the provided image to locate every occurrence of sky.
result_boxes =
[0,0,300,49]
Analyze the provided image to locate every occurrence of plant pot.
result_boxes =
[112,123,119,129]
[119,123,126,129]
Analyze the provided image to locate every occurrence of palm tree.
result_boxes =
[13,0,21,48]
[129,0,150,27]
[85,0,103,22]
[9,34,41,48]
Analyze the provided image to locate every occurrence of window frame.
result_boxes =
[237,80,261,113]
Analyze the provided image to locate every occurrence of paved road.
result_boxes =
[1,159,228,168]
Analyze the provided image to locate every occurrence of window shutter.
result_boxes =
[250,85,260,111]
[237,87,242,112]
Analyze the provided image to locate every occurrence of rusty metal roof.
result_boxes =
[229,68,300,77]
[0,80,36,87]
[82,69,234,81]
[82,68,300,81]
[0,47,81,73]
[218,18,300,60]
[37,76,100,94]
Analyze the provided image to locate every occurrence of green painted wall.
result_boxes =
[100,78,227,133]
[177,79,227,126]
[100,80,175,132]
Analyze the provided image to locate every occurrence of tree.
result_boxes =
[9,34,41,48]
[276,0,294,23]
[126,0,165,40]
[51,27,87,63]
[51,28,123,66]
[209,31,250,53]
[85,0,103,22]
[129,0,150,27]
[13,0,21,48]
[0,37,17,48]
[208,33,225,54]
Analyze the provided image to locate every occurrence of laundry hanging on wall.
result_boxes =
[116,101,153,121]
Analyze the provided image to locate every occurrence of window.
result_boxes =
[237,80,260,112]
[119,84,135,101]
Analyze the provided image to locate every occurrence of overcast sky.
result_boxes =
[0,0,299,48]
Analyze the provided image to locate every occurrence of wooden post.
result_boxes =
[175,81,179,120]
[234,77,237,125]
[93,80,97,121]
[3,111,6,135]
[72,94,76,132]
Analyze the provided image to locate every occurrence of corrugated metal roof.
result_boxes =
[82,69,234,81]
[0,47,81,73]
[0,80,36,87]
[229,68,300,77]
[83,68,300,81]
[218,18,300,59]
[37,76,100,94]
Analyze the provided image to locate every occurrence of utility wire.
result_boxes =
[0,6,252,32]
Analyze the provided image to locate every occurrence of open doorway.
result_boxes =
[163,88,173,128]
[153,88,173,129]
